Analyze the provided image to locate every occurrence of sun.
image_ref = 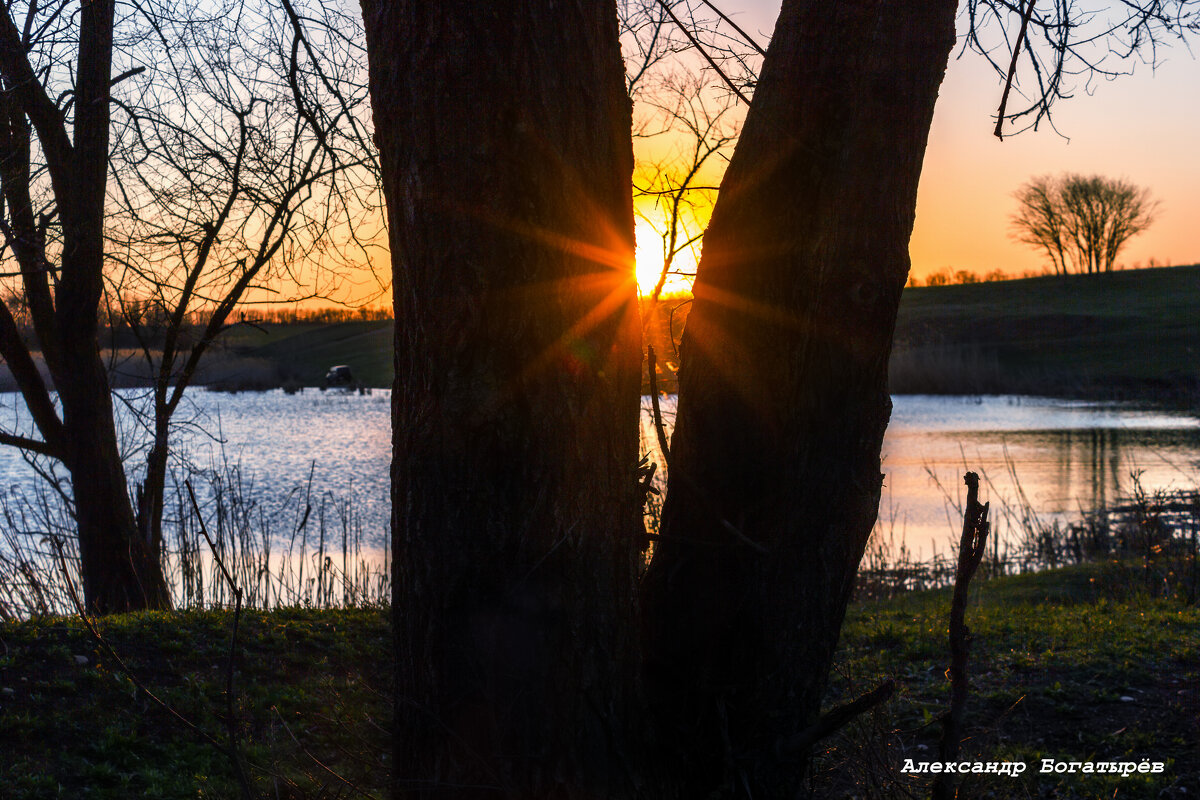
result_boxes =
[634,219,668,295]
[634,218,698,297]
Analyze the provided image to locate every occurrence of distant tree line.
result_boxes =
[907,256,1177,289]
[237,305,392,325]
[908,268,1010,287]
[0,294,391,340]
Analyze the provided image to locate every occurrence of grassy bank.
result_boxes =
[641,264,1200,401]
[890,264,1200,400]
[1,564,1195,798]
[820,563,1199,798]
[7,265,1197,396]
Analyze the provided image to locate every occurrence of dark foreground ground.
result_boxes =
[1,562,1195,798]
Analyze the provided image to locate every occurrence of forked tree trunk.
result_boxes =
[361,2,641,797]
[642,1,957,796]
[67,0,170,614]
[0,0,172,614]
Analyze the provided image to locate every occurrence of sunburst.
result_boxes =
[634,218,698,297]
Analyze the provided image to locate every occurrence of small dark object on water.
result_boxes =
[324,365,355,387]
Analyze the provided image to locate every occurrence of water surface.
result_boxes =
[1,390,1196,559]
[643,394,1200,557]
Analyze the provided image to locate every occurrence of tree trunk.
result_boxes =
[64,0,171,614]
[136,416,171,569]
[642,1,957,796]
[361,2,641,797]
[60,359,172,614]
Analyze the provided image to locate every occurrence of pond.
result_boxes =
[642,394,1200,558]
[0,390,1197,560]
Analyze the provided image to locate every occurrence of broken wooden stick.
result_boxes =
[932,471,991,800]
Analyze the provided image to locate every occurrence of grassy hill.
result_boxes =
[890,264,1200,399]
[241,319,393,388]
[205,319,393,389]
[207,264,1200,401]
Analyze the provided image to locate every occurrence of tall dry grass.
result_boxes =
[0,460,389,620]
[853,457,1199,603]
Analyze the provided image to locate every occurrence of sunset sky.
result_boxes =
[641,1,1200,285]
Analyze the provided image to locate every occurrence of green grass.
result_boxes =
[0,607,391,798]
[818,562,1200,798]
[2,565,1195,798]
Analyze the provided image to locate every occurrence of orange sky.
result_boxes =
[914,31,1200,279]
[641,2,1200,284]
[315,4,1199,303]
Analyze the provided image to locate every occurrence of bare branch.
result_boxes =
[656,0,752,107]
[0,7,74,194]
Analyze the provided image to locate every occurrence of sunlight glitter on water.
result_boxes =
[0,390,1197,564]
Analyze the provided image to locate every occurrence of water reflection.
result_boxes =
[644,395,1200,558]
[0,390,1196,563]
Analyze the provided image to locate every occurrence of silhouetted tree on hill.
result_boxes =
[1013,174,1159,275]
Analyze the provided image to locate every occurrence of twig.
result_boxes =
[190,480,371,795]
[700,0,766,57]
[274,707,378,799]
[656,0,753,107]
[646,345,672,470]
[932,472,990,800]
[186,481,254,800]
[775,679,896,756]
[994,0,1037,140]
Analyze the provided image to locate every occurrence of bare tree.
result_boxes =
[1013,173,1158,274]
[106,0,376,561]
[0,0,375,613]
[0,0,173,612]
[1012,176,1069,274]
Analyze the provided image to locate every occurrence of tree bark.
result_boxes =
[136,420,171,568]
[642,1,957,796]
[62,365,172,613]
[361,2,641,797]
